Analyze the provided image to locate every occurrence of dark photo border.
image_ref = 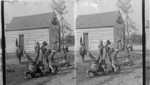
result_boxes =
[1,0,146,85]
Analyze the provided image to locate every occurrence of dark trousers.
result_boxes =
[17,54,23,64]
[81,53,85,62]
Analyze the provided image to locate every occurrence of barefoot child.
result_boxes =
[79,43,86,62]
[98,40,104,59]
[59,49,70,67]
[16,45,23,64]
[23,49,45,79]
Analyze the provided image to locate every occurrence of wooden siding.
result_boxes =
[146,28,150,49]
[113,17,125,50]
[76,27,114,51]
[5,29,49,53]
[49,27,60,51]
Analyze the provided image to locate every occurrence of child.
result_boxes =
[34,42,40,54]
[105,40,111,58]
[41,41,48,60]
[86,50,107,78]
[122,46,133,66]
[98,40,104,59]
[47,50,58,74]
[79,43,86,62]
[109,40,121,72]
[23,49,45,79]
[87,40,121,78]
[59,49,70,67]
[16,45,23,64]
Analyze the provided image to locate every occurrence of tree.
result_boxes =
[4,0,18,5]
[51,0,72,50]
[129,33,142,45]
[117,0,137,46]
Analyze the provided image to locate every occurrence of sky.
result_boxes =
[0,0,149,37]
[75,0,144,34]
[3,0,74,35]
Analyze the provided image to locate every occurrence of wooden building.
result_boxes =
[5,12,60,53]
[76,11,125,51]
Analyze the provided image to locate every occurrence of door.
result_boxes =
[83,33,89,50]
[19,34,24,50]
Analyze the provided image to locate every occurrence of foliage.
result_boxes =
[117,0,133,14]
[64,34,75,46]
[125,33,142,45]
[51,0,72,49]
[60,34,74,46]
[117,0,137,44]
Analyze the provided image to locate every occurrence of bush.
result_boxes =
[125,33,142,45]
[60,34,75,47]
[65,34,75,46]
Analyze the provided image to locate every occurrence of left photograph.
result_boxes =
[4,0,75,85]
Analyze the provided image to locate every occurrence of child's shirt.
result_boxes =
[29,63,36,72]
[91,60,99,71]
[16,47,23,56]
[79,46,86,55]
[35,45,40,54]
[98,44,104,51]
[41,45,47,54]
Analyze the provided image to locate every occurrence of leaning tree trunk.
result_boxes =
[61,15,64,50]
[126,14,130,47]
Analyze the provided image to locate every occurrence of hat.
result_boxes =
[42,41,47,45]
[36,42,40,45]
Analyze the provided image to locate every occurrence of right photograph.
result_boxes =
[75,0,143,85]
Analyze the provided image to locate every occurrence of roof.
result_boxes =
[76,11,121,29]
[6,12,57,31]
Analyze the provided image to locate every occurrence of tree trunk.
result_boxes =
[61,15,64,50]
[126,14,130,47]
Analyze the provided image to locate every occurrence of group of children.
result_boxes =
[79,40,129,78]
[16,41,70,79]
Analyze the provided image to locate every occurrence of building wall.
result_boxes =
[76,27,114,51]
[49,26,60,51]
[113,21,125,50]
[5,29,49,53]
[146,27,150,50]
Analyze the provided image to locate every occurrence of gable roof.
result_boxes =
[76,11,122,29]
[6,12,58,31]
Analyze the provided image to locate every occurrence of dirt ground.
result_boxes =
[2,46,150,85]
[146,50,150,85]
[76,50,143,85]
[5,51,75,85]
[0,54,2,85]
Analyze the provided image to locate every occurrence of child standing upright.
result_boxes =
[98,40,104,59]
[16,45,23,64]
[79,43,86,62]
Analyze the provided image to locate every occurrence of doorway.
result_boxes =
[83,33,88,50]
[19,34,24,50]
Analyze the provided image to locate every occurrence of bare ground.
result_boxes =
[76,50,143,85]
[146,50,150,85]
[5,51,75,85]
